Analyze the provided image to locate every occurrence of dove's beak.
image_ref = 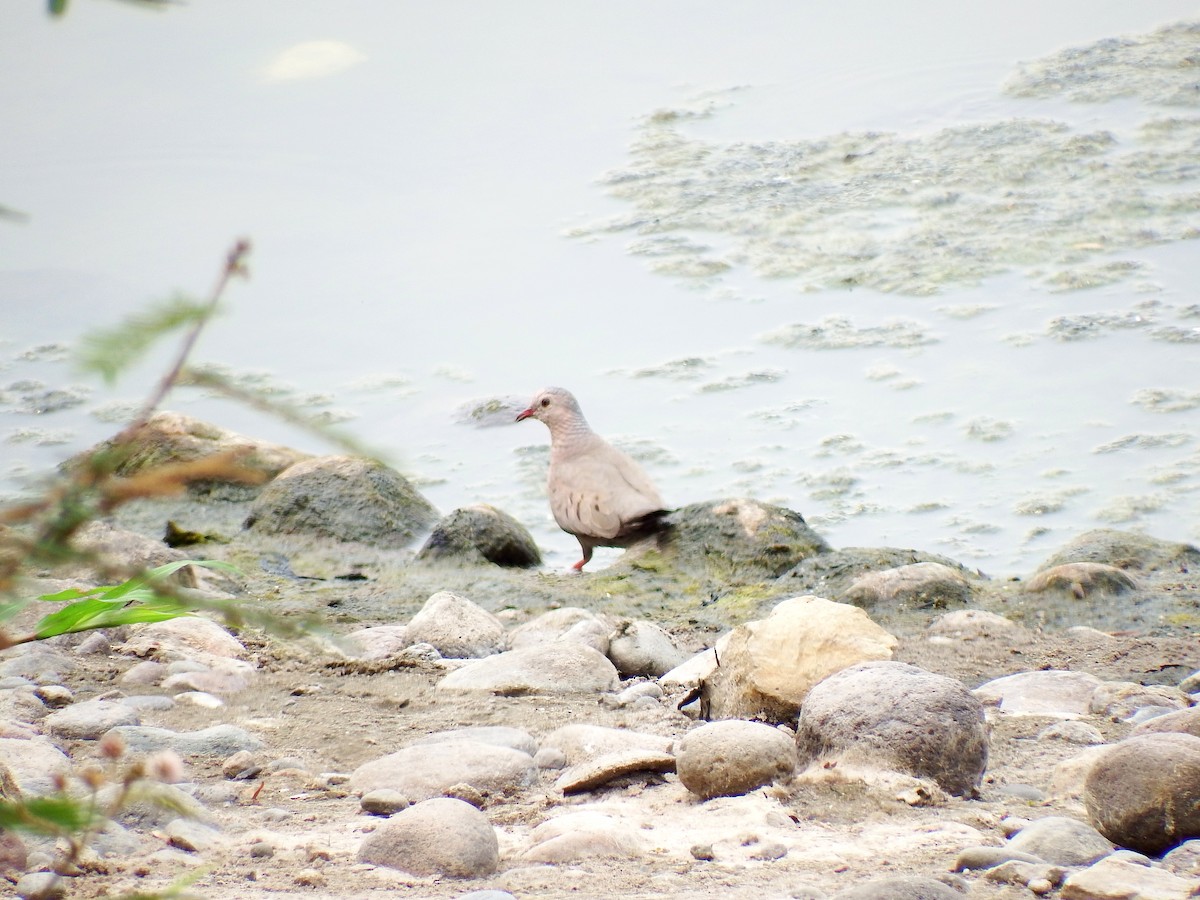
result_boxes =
[515,408,533,422]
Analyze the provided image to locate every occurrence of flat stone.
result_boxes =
[44,698,140,740]
[104,724,264,757]
[973,670,1103,718]
[349,740,536,803]
[437,643,618,695]
[1061,856,1200,900]
[555,748,676,794]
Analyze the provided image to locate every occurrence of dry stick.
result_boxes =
[0,238,252,605]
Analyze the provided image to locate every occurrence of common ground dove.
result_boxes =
[516,386,668,570]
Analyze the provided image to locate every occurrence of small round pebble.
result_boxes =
[360,789,411,816]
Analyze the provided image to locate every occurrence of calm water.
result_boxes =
[2,2,1198,574]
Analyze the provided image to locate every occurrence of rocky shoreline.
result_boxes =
[1,412,1198,899]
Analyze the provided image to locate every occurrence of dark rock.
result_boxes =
[243,455,437,546]
[796,661,988,797]
[1037,529,1200,575]
[416,504,541,567]
[1083,732,1200,855]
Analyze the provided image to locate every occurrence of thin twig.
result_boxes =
[116,238,251,444]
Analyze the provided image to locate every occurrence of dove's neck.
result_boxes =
[549,415,599,457]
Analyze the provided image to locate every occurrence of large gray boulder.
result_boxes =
[243,455,437,546]
[795,661,988,797]
[1083,732,1200,855]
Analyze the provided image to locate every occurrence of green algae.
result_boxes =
[571,21,1200,298]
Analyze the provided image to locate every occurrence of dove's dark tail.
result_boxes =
[619,508,674,551]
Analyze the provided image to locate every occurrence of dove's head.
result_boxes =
[516,386,587,432]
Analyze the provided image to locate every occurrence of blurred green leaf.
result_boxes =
[30,558,241,639]
[48,0,68,17]
[0,795,102,835]
[76,293,216,385]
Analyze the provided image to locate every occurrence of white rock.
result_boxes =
[607,620,689,677]
[703,596,898,720]
[406,591,507,659]
[119,617,246,661]
[343,625,410,660]
[522,812,644,862]
[508,607,611,653]
[973,670,1103,718]
[676,719,797,800]
[437,643,618,694]
[349,740,536,802]
[358,797,499,877]
[540,724,672,766]
[1061,855,1198,900]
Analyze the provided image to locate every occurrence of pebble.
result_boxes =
[606,619,689,677]
[349,739,536,803]
[174,691,224,708]
[1128,705,1200,739]
[15,872,65,900]
[33,685,72,707]
[1162,839,1200,877]
[1089,681,1192,719]
[405,590,507,659]
[614,681,663,706]
[357,797,499,876]
[983,860,1067,892]
[165,818,220,852]
[507,607,610,653]
[676,719,796,800]
[360,788,410,816]
[343,625,410,660]
[120,660,167,685]
[1037,720,1105,744]
[955,845,1048,871]
[119,616,247,660]
[120,694,176,711]
[0,650,76,682]
[437,643,619,694]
